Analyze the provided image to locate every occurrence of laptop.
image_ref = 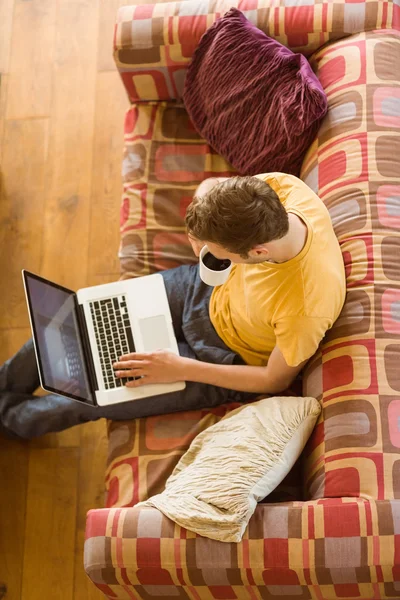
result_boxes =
[22,270,185,406]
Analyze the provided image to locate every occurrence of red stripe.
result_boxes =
[373,536,380,565]
[375,564,384,582]
[112,508,121,537]
[274,7,280,36]
[174,539,182,567]
[187,586,202,600]
[365,501,373,536]
[246,568,255,586]
[121,568,131,585]
[322,2,328,31]
[373,583,381,598]
[177,568,185,586]
[308,505,315,539]
[382,1,388,27]
[116,536,123,567]
[242,539,250,568]
[122,584,138,599]
[303,539,310,570]
[246,585,258,600]
[304,566,312,586]
[95,583,118,597]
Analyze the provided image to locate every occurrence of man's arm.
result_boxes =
[114,345,308,392]
[183,345,308,394]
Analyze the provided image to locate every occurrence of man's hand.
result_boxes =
[112,345,309,394]
[113,350,187,388]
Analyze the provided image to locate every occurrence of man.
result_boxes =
[0,173,346,439]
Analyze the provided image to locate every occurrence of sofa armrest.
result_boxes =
[85,499,400,599]
[113,0,396,102]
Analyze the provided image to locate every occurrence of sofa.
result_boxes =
[84,0,400,598]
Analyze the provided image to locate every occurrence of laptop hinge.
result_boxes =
[74,300,99,398]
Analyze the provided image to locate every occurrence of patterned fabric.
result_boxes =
[300,29,400,502]
[85,497,400,600]
[119,101,236,279]
[104,387,303,510]
[83,2,400,598]
[129,397,321,543]
[114,0,399,102]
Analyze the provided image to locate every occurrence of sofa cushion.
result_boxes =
[183,8,327,177]
[119,102,237,280]
[300,29,400,501]
[114,0,398,102]
[133,396,320,542]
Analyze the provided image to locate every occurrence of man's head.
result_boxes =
[185,176,289,264]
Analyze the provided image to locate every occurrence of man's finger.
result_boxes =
[119,353,150,362]
[113,360,149,370]
[119,353,135,361]
[117,370,145,379]
[125,376,147,388]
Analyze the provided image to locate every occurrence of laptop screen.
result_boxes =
[23,271,93,403]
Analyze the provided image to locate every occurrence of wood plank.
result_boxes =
[0,328,32,364]
[0,0,14,73]
[0,0,158,597]
[88,71,129,279]
[6,0,56,120]
[0,73,9,163]
[0,118,49,329]
[29,426,82,450]
[73,420,108,600]
[39,0,99,293]
[23,0,100,448]
[0,437,29,600]
[21,448,79,600]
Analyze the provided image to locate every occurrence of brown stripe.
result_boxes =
[123,509,140,538]
[377,500,395,534]
[365,2,379,30]
[119,47,161,66]
[288,506,302,539]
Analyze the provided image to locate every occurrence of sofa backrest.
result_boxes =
[300,28,400,502]
[114,0,399,102]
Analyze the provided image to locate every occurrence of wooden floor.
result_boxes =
[0,1,136,598]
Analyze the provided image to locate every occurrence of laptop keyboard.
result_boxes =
[89,295,137,389]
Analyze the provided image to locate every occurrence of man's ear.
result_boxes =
[249,244,270,257]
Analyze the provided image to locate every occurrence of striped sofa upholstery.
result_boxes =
[84,1,400,599]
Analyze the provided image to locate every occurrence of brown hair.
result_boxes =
[185,176,289,257]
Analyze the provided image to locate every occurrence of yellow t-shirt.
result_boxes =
[209,172,346,367]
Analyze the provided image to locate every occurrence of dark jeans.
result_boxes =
[0,265,258,439]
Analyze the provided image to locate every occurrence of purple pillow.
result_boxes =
[183,8,327,176]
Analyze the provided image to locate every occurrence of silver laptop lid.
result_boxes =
[22,270,95,404]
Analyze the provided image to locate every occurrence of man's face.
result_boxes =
[204,241,270,265]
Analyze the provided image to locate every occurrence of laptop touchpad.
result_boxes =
[139,315,171,351]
